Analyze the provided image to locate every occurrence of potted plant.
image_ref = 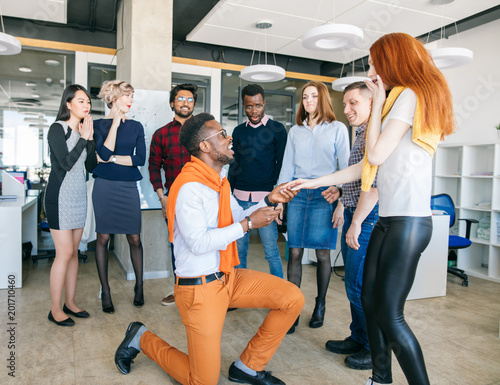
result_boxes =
[496,123,500,141]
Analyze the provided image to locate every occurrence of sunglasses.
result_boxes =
[176,96,194,103]
[201,128,228,142]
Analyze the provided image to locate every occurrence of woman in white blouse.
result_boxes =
[278,80,349,333]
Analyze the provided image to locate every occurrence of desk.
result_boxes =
[302,214,449,300]
[0,196,38,289]
[407,214,449,300]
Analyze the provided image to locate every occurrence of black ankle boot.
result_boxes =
[309,297,325,328]
[287,316,300,335]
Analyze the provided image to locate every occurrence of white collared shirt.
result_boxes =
[173,168,266,277]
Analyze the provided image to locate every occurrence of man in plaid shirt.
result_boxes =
[325,82,379,371]
[149,83,198,305]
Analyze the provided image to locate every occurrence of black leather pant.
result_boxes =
[361,216,432,385]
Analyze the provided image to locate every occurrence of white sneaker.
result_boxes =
[365,378,386,385]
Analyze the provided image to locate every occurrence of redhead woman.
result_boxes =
[288,33,454,385]
[277,81,349,332]
[45,84,97,326]
[92,80,146,313]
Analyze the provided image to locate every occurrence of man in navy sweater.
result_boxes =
[228,84,287,278]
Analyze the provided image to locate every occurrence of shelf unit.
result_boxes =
[433,141,500,282]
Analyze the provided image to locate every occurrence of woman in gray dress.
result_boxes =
[45,85,97,326]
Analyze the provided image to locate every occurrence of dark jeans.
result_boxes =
[235,198,283,278]
[362,216,432,385]
[340,204,378,349]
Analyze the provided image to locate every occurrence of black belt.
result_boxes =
[177,272,224,286]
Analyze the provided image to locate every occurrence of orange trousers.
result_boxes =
[140,267,304,385]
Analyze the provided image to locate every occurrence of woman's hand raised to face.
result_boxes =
[79,114,93,140]
[112,100,127,124]
[365,75,386,111]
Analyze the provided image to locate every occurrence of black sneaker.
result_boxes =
[325,336,364,355]
[228,362,285,385]
[345,348,372,370]
[115,321,144,374]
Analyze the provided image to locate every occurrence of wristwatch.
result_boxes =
[111,155,117,163]
[246,216,252,233]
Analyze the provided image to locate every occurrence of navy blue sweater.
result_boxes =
[228,119,287,192]
[92,118,146,181]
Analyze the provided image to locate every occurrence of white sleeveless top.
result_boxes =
[377,88,432,217]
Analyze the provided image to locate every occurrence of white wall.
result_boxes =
[438,18,500,144]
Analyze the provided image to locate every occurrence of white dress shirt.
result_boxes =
[173,168,267,277]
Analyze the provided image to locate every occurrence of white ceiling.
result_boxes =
[0,0,67,24]
[187,0,498,65]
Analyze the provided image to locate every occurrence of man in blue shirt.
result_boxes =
[228,84,287,278]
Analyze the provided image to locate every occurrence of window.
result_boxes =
[0,49,73,183]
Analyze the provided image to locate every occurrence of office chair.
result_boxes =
[31,190,88,265]
[31,220,56,265]
[430,193,478,287]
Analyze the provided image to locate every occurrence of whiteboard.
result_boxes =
[127,89,173,210]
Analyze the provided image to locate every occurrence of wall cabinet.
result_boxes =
[433,141,500,282]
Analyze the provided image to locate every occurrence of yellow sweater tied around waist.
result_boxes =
[360,86,441,192]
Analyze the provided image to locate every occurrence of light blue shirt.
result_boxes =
[278,120,350,184]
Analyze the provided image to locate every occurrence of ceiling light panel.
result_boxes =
[1,0,67,24]
[224,0,366,21]
[369,0,492,20]
[185,0,496,65]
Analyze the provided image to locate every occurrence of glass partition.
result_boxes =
[221,70,302,134]
[88,63,117,119]
[0,48,74,186]
[221,70,349,142]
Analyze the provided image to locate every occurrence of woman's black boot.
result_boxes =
[309,297,325,328]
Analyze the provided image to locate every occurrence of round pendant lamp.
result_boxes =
[0,31,21,55]
[302,24,363,51]
[430,47,473,69]
[332,76,370,92]
[239,21,286,83]
[240,64,286,82]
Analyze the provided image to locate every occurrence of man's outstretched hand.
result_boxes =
[268,183,299,204]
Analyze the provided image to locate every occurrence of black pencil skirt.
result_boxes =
[92,177,141,235]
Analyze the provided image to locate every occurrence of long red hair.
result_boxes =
[370,33,454,138]
[295,81,337,126]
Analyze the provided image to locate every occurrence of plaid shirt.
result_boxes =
[341,123,377,207]
[148,118,191,192]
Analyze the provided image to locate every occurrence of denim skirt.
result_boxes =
[287,187,338,249]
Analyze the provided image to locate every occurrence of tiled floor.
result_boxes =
[2,239,500,385]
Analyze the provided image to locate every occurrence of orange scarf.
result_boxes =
[166,156,239,274]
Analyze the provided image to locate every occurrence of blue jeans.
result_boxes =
[341,204,378,349]
[235,198,283,278]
